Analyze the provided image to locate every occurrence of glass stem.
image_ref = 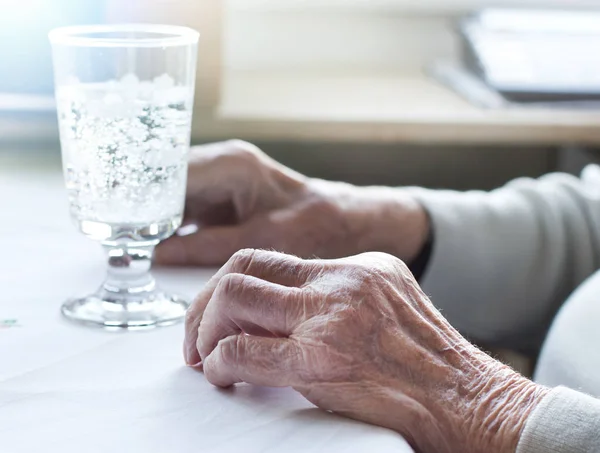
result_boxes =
[101,244,157,303]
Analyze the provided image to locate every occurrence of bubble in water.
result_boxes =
[56,78,192,225]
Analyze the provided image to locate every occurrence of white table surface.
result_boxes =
[0,155,413,453]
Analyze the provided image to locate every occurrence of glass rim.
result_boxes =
[48,24,200,48]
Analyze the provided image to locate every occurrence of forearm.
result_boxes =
[357,186,431,263]
[310,181,431,263]
[467,367,549,453]
[365,332,549,453]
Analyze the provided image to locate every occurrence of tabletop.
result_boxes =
[0,154,413,453]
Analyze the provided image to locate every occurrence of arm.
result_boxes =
[184,249,600,453]
[155,140,598,353]
[155,140,431,266]
[409,166,600,352]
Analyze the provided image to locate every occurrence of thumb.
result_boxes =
[154,224,250,266]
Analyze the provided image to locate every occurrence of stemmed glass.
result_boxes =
[49,24,199,329]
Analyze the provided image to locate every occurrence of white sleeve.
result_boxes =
[517,387,600,453]
[408,165,600,351]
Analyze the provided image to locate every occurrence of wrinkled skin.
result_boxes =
[157,140,549,452]
[154,140,429,266]
[185,249,548,453]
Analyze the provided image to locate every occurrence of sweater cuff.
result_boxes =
[407,226,433,282]
[517,387,600,453]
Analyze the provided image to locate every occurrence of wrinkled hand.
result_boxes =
[155,140,428,266]
[185,249,548,453]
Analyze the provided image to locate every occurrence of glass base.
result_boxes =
[62,293,189,330]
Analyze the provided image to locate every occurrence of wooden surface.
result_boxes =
[193,71,600,145]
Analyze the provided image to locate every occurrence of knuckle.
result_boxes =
[338,255,399,290]
[184,304,196,329]
[227,140,263,161]
[306,194,339,215]
[203,352,223,385]
[189,141,230,164]
[346,261,377,280]
[357,252,409,276]
[202,355,215,377]
[184,293,206,329]
[196,332,207,358]
[220,336,242,366]
[263,250,301,271]
[228,248,258,273]
[229,248,300,278]
[190,140,263,171]
[213,273,248,317]
[217,272,245,296]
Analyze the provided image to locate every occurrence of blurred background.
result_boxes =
[2,0,600,191]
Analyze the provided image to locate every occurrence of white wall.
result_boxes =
[227,0,600,14]
[222,1,569,189]
[225,0,600,74]
[225,11,459,73]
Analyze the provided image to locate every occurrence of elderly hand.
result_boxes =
[155,140,428,266]
[185,249,549,453]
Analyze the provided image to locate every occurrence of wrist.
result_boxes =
[354,186,430,263]
[467,363,550,453]
[304,179,430,262]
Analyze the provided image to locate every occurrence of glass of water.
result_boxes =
[49,24,199,329]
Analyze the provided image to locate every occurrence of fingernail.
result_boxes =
[187,361,202,369]
[184,339,198,365]
[186,344,198,365]
[183,340,190,364]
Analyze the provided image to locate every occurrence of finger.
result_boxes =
[184,141,265,222]
[186,140,262,192]
[184,199,237,227]
[154,225,247,267]
[155,212,285,267]
[183,249,311,365]
[197,273,308,361]
[203,334,302,388]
